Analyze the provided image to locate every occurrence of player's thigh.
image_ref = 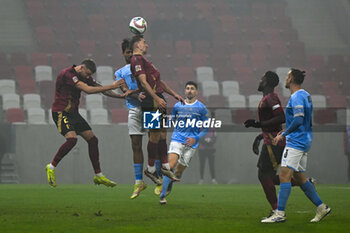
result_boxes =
[79,130,95,141]
[168,153,180,168]
[178,146,196,167]
[281,147,306,172]
[148,129,161,142]
[128,107,145,136]
[257,144,277,175]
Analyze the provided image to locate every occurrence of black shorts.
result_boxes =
[52,111,91,136]
[257,144,284,174]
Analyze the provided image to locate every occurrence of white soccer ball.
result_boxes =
[129,17,148,34]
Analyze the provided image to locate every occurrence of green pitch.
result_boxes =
[0,184,349,233]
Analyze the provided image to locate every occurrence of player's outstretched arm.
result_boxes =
[76,79,124,94]
[137,74,166,109]
[161,81,185,104]
[93,83,126,98]
[252,134,263,155]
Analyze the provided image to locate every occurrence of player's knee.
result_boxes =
[88,136,98,145]
[66,137,78,147]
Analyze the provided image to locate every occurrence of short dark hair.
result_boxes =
[185,81,198,89]
[81,58,96,74]
[130,34,144,50]
[290,68,306,85]
[264,71,279,88]
[121,38,131,53]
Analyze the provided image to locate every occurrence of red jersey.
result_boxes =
[130,54,164,94]
[258,92,285,146]
[52,65,97,113]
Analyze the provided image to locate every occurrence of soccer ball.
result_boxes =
[129,17,148,34]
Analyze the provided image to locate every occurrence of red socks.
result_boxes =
[51,138,77,167]
[87,136,101,174]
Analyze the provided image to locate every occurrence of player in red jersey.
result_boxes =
[244,71,296,219]
[46,59,125,187]
[130,35,185,184]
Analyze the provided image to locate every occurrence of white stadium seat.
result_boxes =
[90,108,109,125]
[201,81,219,97]
[248,94,263,109]
[85,94,103,110]
[2,93,20,110]
[228,94,246,108]
[196,66,214,82]
[311,95,326,108]
[27,108,47,124]
[34,65,53,82]
[23,93,41,110]
[222,81,239,96]
[0,79,16,95]
[96,66,114,82]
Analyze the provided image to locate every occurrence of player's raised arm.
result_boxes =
[137,74,166,109]
[75,79,124,94]
[161,81,185,104]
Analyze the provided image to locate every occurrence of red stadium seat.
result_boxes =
[314,109,336,124]
[31,53,49,66]
[79,40,96,55]
[251,41,268,55]
[235,67,254,83]
[233,109,254,124]
[308,54,325,69]
[111,108,128,123]
[18,79,36,95]
[321,81,340,96]
[191,53,209,67]
[207,95,227,108]
[6,108,25,123]
[51,53,69,72]
[10,53,28,66]
[176,67,195,83]
[328,95,347,108]
[15,65,32,81]
[193,40,211,53]
[231,53,249,68]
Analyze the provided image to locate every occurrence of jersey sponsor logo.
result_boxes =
[143,110,161,129]
[135,65,142,72]
[72,76,79,83]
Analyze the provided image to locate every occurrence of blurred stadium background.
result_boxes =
[0,0,349,184]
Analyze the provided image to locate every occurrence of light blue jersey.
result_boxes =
[115,64,139,109]
[170,100,208,149]
[285,89,313,151]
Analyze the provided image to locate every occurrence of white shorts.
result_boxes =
[281,147,307,172]
[168,141,197,167]
[128,107,146,135]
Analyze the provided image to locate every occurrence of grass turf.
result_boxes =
[0,184,349,233]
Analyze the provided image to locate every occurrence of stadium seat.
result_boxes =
[34,65,53,82]
[214,109,233,124]
[250,53,269,70]
[308,54,325,69]
[85,94,103,110]
[0,79,16,95]
[314,109,336,124]
[51,53,69,72]
[6,108,25,123]
[328,95,347,109]
[31,53,49,66]
[327,54,345,70]
[23,94,41,110]
[96,66,114,82]
[233,109,253,124]
[176,67,195,83]
[47,109,55,125]
[90,108,109,125]
[201,81,219,97]
[18,79,36,95]
[251,41,268,55]
[111,108,129,124]
[193,40,211,53]
[196,66,214,82]
[222,81,240,96]
[10,52,28,66]
[235,67,254,83]
[228,94,246,108]
[321,81,339,96]
[27,108,47,124]
[175,40,192,56]
[207,95,226,108]
[14,66,32,81]
[79,40,96,55]
[38,80,55,108]
[248,95,263,109]
[191,54,209,67]
[2,93,20,110]
[311,95,327,108]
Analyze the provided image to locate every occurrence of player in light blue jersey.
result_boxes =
[159,81,209,204]
[115,39,147,199]
[263,69,331,223]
